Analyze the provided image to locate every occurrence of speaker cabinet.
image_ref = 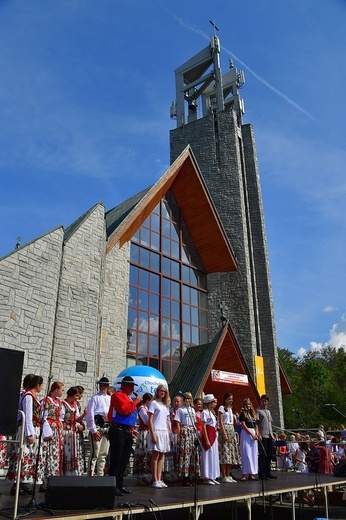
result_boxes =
[0,348,24,435]
[45,476,118,509]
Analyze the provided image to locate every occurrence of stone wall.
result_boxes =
[170,108,283,425]
[170,109,258,373]
[51,203,106,399]
[101,241,131,383]
[0,228,64,389]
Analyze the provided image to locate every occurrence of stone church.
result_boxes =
[0,37,286,426]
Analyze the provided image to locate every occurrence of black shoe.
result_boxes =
[39,485,47,492]
[117,487,131,494]
[267,474,277,479]
[260,476,270,480]
[115,489,124,496]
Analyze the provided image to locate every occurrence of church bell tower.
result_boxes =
[170,36,284,426]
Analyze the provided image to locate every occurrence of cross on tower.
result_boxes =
[219,301,228,324]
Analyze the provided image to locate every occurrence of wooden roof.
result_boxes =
[106,147,237,273]
[169,322,261,412]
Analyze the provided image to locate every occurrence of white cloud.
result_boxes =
[323,306,338,313]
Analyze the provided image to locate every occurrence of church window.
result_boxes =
[127,191,208,382]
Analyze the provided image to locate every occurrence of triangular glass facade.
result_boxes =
[127,191,208,382]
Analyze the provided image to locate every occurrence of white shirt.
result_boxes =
[175,406,196,426]
[86,391,111,434]
[148,400,169,429]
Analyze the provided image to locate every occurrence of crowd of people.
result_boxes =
[1,374,345,497]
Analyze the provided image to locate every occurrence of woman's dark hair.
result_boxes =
[142,392,153,403]
[76,385,85,394]
[27,375,43,390]
[66,386,79,397]
[23,374,36,390]
[223,392,233,410]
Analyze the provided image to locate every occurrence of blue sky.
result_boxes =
[1,0,345,357]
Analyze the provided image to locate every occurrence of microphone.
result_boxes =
[325,404,336,407]
[178,390,187,399]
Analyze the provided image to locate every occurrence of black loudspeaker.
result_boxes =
[0,348,24,435]
[45,476,118,509]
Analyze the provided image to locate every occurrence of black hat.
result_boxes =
[97,377,110,385]
[121,376,137,386]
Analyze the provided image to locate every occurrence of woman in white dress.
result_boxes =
[239,398,259,481]
[295,442,309,473]
[218,392,241,482]
[147,384,171,488]
[200,394,220,485]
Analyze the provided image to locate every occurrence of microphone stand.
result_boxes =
[177,395,202,520]
[26,375,54,515]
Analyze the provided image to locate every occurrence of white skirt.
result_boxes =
[147,429,170,453]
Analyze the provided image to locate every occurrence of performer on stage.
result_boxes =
[108,376,142,495]
[256,394,277,480]
[147,384,171,489]
[239,398,259,481]
[200,394,220,485]
[218,392,240,483]
[61,387,83,476]
[7,375,45,494]
[175,392,200,486]
[133,392,153,485]
[40,381,64,491]
[86,377,111,476]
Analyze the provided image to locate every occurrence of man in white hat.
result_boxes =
[86,377,111,476]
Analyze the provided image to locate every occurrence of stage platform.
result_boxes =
[1,472,346,520]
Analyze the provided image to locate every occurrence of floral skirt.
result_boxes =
[177,426,200,478]
[133,429,151,476]
[218,424,241,465]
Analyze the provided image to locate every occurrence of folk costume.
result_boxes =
[41,396,63,479]
[61,400,80,476]
[133,403,152,484]
[7,390,45,485]
[175,404,200,483]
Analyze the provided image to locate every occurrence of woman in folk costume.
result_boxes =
[40,382,64,491]
[133,392,153,485]
[61,387,83,476]
[200,394,220,485]
[7,375,45,494]
[218,392,241,483]
[239,398,259,481]
[75,385,88,475]
[174,392,200,486]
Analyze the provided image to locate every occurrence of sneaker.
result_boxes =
[228,477,237,483]
[205,479,215,485]
[221,477,230,483]
[159,481,168,488]
[212,479,220,485]
[152,481,162,488]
